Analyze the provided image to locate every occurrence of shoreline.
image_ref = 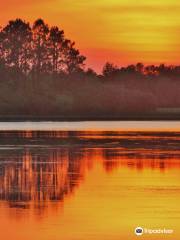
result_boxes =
[0,115,180,122]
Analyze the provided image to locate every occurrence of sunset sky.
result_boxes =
[1,0,180,72]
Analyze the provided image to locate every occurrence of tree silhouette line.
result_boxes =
[0,19,180,119]
[102,62,180,79]
[1,18,180,80]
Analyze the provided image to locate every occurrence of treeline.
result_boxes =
[1,18,180,79]
[0,19,180,119]
[102,62,180,80]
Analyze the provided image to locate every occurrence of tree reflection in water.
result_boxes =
[0,130,180,213]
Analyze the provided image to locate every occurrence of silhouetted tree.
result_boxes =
[102,62,119,78]
[85,68,97,77]
[64,40,86,73]
[32,19,49,75]
[145,65,156,75]
[126,64,136,74]
[48,26,65,73]
[136,62,144,73]
[0,19,32,73]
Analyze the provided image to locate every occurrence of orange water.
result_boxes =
[0,130,179,240]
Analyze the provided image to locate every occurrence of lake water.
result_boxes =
[0,121,179,240]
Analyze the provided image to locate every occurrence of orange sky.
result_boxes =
[1,0,180,72]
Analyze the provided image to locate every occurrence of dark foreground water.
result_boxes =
[0,121,179,240]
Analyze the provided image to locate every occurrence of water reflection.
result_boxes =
[0,148,87,208]
[0,131,180,208]
[0,130,180,239]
